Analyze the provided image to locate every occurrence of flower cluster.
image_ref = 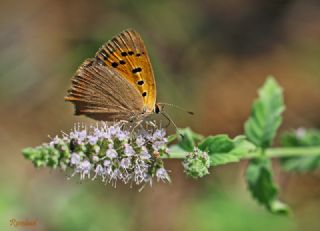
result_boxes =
[183,148,210,178]
[23,122,171,188]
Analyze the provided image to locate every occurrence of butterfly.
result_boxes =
[65,29,161,122]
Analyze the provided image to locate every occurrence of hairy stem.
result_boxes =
[166,146,320,160]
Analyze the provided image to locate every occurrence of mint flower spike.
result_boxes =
[22,121,171,189]
[183,148,210,178]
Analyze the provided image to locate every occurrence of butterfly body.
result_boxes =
[65,29,158,121]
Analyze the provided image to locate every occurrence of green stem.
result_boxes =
[263,146,320,158]
[166,146,320,160]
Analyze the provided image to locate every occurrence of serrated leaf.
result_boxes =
[199,135,256,166]
[177,128,203,152]
[210,154,239,166]
[246,157,289,214]
[169,145,187,156]
[245,77,285,149]
[198,135,234,154]
[281,156,320,172]
[281,128,320,146]
[230,136,257,156]
[280,129,320,172]
[171,133,257,167]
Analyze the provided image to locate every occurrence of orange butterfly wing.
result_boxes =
[95,29,156,113]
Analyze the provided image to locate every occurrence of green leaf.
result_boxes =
[281,156,320,172]
[230,136,257,156]
[169,145,188,157]
[245,77,285,149]
[210,154,239,166]
[246,157,289,214]
[280,128,320,172]
[177,128,203,152]
[198,135,234,154]
[281,128,320,146]
[199,135,257,166]
[244,77,288,214]
[170,133,257,167]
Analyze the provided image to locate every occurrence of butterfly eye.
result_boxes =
[96,58,105,66]
[154,105,160,113]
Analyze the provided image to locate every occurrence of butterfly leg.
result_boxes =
[128,113,153,138]
[129,119,144,138]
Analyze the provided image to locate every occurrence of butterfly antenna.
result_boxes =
[160,112,184,138]
[157,103,194,115]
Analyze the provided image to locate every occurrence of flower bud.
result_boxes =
[183,148,210,178]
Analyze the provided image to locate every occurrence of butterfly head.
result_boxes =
[154,103,162,114]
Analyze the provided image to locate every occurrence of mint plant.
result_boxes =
[22,76,320,215]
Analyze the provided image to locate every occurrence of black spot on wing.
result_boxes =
[132,67,142,73]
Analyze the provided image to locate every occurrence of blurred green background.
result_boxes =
[1,0,320,230]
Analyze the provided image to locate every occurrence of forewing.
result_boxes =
[65,59,144,121]
[95,29,156,112]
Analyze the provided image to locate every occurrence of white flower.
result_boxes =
[43,121,171,188]
[70,129,87,142]
[120,157,132,169]
[152,129,166,140]
[132,159,149,184]
[156,168,170,182]
[136,136,145,146]
[106,149,118,159]
[92,164,106,180]
[88,135,98,145]
[117,131,129,141]
[140,146,151,160]
[108,125,121,136]
[93,127,104,139]
[49,136,62,147]
[108,142,114,149]
[78,160,91,179]
[103,159,111,167]
[70,153,81,165]
[92,155,99,162]
[111,168,122,181]
[152,140,166,151]
[105,166,113,175]
[124,144,135,156]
